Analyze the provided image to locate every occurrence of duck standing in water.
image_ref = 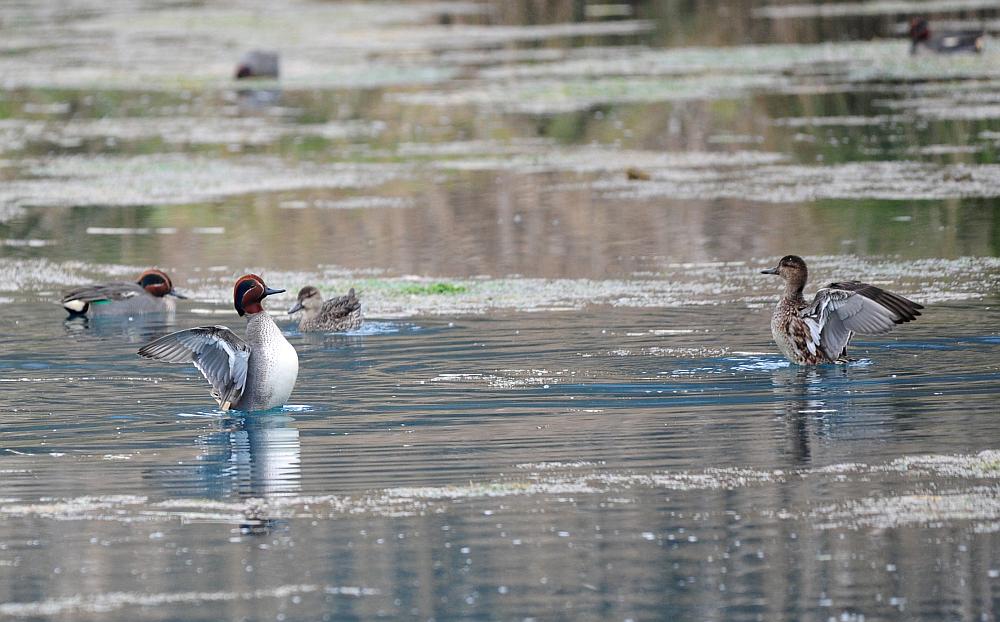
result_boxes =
[138,274,298,411]
[761,255,923,365]
[287,286,362,332]
[235,50,280,79]
[62,268,186,318]
[909,17,984,54]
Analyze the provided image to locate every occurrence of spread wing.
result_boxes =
[320,288,361,322]
[801,281,924,361]
[138,326,251,410]
[62,281,144,304]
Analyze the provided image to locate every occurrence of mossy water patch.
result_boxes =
[399,282,468,295]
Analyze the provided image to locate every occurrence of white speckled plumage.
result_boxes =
[238,311,299,410]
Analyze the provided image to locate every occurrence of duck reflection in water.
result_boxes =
[769,365,846,466]
[63,312,177,344]
[196,412,301,535]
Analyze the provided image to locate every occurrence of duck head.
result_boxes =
[761,255,808,294]
[287,285,322,316]
[234,274,284,316]
[137,269,186,299]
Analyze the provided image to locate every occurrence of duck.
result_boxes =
[62,268,186,318]
[138,274,298,412]
[909,17,984,55]
[235,50,280,79]
[761,255,923,365]
[287,286,362,332]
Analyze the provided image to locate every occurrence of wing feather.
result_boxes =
[138,326,251,409]
[802,282,923,361]
[320,288,361,322]
[62,282,144,304]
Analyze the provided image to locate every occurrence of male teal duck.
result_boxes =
[909,17,983,55]
[235,50,280,79]
[62,268,186,318]
[138,274,298,411]
[761,255,923,365]
[287,286,362,332]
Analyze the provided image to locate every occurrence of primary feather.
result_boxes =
[801,281,923,361]
[138,326,251,409]
[62,282,144,304]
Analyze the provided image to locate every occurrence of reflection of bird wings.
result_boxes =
[138,326,251,410]
[320,288,361,322]
[800,281,923,361]
[62,282,144,304]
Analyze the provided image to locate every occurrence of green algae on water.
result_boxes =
[399,282,468,295]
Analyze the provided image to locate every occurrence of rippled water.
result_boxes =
[2,0,1000,620]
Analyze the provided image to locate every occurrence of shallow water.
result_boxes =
[2,1,1000,621]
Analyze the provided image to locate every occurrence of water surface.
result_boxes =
[2,1,1000,620]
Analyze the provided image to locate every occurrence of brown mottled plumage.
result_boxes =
[761,255,923,365]
[287,286,362,332]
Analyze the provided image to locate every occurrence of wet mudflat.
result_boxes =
[2,1,1000,620]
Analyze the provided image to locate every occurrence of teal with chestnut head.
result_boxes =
[138,273,299,412]
[62,268,186,318]
[234,273,284,316]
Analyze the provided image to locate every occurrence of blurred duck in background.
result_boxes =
[235,50,280,79]
[909,17,984,54]
[62,268,186,318]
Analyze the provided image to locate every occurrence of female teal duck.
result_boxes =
[761,255,923,365]
[138,274,298,411]
[287,286,362,332]
[62,268,186,318]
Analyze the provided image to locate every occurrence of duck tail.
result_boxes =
[62,299,89,317]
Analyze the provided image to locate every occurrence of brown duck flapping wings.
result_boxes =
[320,287,361,321]
[62,281,145,304]
[801,281,924,361]
[138,326,251,410]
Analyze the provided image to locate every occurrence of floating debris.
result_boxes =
[1,255,996,312]
[0,584,378,618]
[0,155,409,209]
[625,167,651,181]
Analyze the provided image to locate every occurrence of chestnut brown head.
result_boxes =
[137,269,185,299]
[234,274,284,316]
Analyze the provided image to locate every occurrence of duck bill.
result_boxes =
[287,301,304,314]
[760,267,779,275]
[263,286,285,298]
[168,289,188,299]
